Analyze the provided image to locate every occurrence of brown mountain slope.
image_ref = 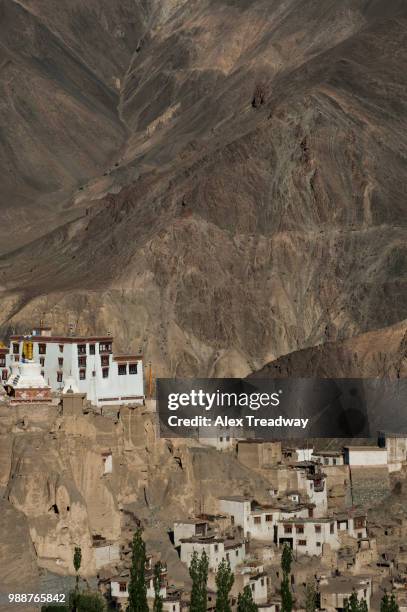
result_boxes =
[0,0,406,376]
[249,319,407,379]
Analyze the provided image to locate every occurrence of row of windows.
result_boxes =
[283,524,333,534]
[12,342,113,356]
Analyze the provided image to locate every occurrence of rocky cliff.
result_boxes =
[0,400,272,591]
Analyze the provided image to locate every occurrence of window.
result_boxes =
[316,542,321,547]
[266,514,273,522]
[58,357,63,367]
[59,344,64,353]
[226,553,230,562]
[13,343,19,354]
[0,357,5,367]
[38,343,46,354]
[354,517,365,529]
[40,357,45,366]
[214,544,218,552]
[118,364,127,375]
[219,437,223,442]
[99,342,112,353]
[298,540,307,546]
[57,372,63,383]
[101,355,109,367]
[102,368,109,378]
[254,516,261,525]
[77,344,86,355]
[79,369,86,380]
[315,525,321,533]
[261,579,264,587]
[226,436,230,442]
[358,532,363,539]
[333,458,337,465]
[119,582,127,592]
[78,356,87,367]
[2,369,7,380]
[235,550,239,556]
[129,362,138,375]
[324,457,329,465]
[330,523,335,534]
[296,525,304,534]
[41,370,45,377]
[89,344,95,355]
[284,525,292,534]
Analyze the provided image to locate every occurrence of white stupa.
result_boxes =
[62,375,80,394]
[5,359,52,403]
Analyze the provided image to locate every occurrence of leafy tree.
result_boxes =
[281,576,293,612]
[344,592,368,612]
[73,547,82,588]
[305,581,317,612]
[381,593,390,612]
[189,550,209,612]
[280,545,293,612]
[381,592,400,612]
[153,561,164,612]
[237,586,258,612]
[389,594,400,612]
[215,559,234,612]
[281,545,292,576]
[127,528,149,612]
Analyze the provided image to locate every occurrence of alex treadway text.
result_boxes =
[167,415,310,429]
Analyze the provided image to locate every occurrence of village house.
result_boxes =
[173,519,211,547]
[179,535,245,572]
[236,440,282,469]
[319,575,372,611]
[109,558,178,611]
[312,450,344,466]
[232,563,268,605]
[378,432,407,472]
[4,328,144,407]
[218,497,252,536]
[277,517,340,556]
[343,446,388,467]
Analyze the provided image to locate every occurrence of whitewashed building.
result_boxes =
[343,446,388,467]
[180,536,245,572]
[5,328,144,407]
[173,519,210,547]
[232,564,268,605]
[312,450,344,466]
[218,497,252,536]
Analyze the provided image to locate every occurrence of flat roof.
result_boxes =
[10,335,113,343]
[219,496,251,502]
[279,517,333,524]
[113,355,143,361]
[312,450,342,456]
[344,446,386,451]
[174,519,208,525]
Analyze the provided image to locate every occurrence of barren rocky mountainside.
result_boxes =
[250,319,407,379]
[0,0,406,376]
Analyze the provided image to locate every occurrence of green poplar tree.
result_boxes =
[215,560,234,612]
[237,586,258,612]
[73,547,82,589]
[127,529,149,612]
[381,592,400,612]
[153,561,164,612]
[344,592,368,612]
[389,594,400,612]
[280,545,293,612]
[189,550,209,612]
